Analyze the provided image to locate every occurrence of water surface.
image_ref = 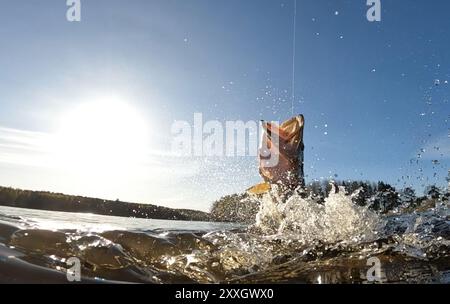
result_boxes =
[0,189,448,284]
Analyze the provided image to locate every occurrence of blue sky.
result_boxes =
[0,0,449,211]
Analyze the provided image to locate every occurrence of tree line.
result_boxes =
[0,186,211,222]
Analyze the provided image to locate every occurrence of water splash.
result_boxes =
[253,185,382,243]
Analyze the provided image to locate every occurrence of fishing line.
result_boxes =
[291,0,297,115]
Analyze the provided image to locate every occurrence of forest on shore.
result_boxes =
[0,186,211,222]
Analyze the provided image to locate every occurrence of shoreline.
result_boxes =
[0,186,212,222]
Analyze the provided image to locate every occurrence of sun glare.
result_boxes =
[54,96,150,173]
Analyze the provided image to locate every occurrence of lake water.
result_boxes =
[0,189,448,284]
[0,206,238,233]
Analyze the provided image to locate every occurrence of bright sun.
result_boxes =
[55,97,150,172]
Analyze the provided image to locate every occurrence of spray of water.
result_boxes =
[253,184,383,243]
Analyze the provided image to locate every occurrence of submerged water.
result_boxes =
[0,187,449,284]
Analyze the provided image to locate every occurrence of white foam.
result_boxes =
[253,185,382,243]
